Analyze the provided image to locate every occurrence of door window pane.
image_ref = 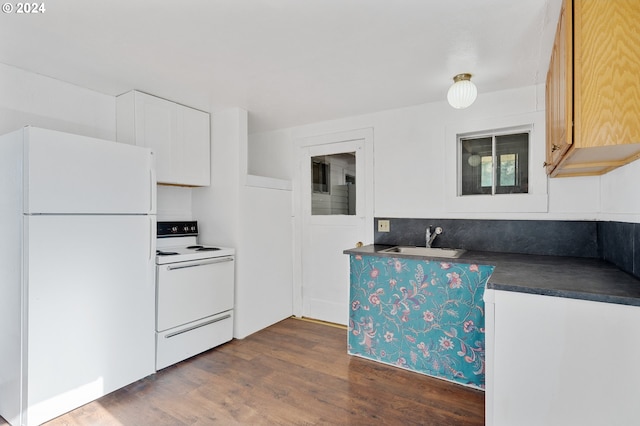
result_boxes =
[312,160,330,193]
[311,152,356,215]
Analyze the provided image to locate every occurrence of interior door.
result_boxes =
[295,129,373,325]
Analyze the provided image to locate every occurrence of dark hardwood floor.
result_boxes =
[1,318,484,425]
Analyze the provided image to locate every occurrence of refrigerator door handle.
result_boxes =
[149,163,156,214]
[149,217,154,262]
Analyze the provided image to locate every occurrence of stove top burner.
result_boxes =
[187,245,221,252]
[156,221,234,265]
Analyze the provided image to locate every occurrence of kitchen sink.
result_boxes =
[381,246,466,258]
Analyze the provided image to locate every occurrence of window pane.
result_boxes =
[495,133,528,194]
[460,137,492,195]
[481,156,493,187]
[499,154,516,186]
[311,152,356,215]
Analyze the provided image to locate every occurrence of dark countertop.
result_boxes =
[344,245,640,307]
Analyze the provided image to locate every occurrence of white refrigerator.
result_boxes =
[0,127,156,426]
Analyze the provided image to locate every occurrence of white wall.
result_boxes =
[599,159,640,223]
[192,108,242,248]
[253,84,639,224]
[156,186,193,221]
[194,108,293,339]
[248,128,293,180]
[0,63,115,139]
[238,184,293,336]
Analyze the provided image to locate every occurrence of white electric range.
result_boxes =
[155,221,235,370]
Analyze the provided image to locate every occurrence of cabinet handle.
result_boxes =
[543,162,549,167]
[551,144,560,152]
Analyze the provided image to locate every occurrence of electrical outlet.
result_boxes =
[378,219,390,233]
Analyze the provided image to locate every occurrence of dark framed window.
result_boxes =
[311,153,356,215]
[312,159,330,193]
[459,131,529,196]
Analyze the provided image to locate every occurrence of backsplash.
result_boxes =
[374,218,639,279]
[598,221,640,279]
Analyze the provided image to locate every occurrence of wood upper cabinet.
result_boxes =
[117,91,211,186]
[545,0,572,174]
[545,0,640,177]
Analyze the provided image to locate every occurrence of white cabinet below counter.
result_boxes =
[116,90,210,186]
[484,289,640,426]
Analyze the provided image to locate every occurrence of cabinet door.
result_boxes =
[574,0,640,148]
[122,91,211,186]
[134,92,176,184]
[546,0,640,176]
[488,291,640,426]
[176,104,211,186]
[545,0,572,174]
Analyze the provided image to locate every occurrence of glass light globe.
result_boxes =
[447,74,477,109]
[467,154,481,167]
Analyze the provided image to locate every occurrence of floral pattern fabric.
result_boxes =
[348,254,494,390]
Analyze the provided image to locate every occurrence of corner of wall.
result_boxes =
[0,63,116,140]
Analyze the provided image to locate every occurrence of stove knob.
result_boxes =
[191,225,196,232]
[171,226,178,233]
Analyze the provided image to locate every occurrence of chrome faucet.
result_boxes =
[426,225,443,248]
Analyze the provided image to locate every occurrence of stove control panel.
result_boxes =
[158,221,198,237]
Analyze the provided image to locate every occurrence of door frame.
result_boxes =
[292,128,374,318]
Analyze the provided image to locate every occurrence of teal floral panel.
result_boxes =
[348,254,495,390]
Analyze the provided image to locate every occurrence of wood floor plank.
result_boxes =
[0,318,484,425]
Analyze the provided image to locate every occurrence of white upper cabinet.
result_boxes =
[117,90,211,186]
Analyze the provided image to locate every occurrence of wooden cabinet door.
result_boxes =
[545,0,572,174]
[574,0,640,148]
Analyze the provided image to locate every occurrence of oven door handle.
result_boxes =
[166,256,234,271]
[164,314,232,339]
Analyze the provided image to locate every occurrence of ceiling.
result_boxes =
[0,0,562,134]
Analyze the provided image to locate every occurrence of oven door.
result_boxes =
[156,310,233,370]
[156,256,234,332]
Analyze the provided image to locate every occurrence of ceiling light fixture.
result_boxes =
[447,73,477,109]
